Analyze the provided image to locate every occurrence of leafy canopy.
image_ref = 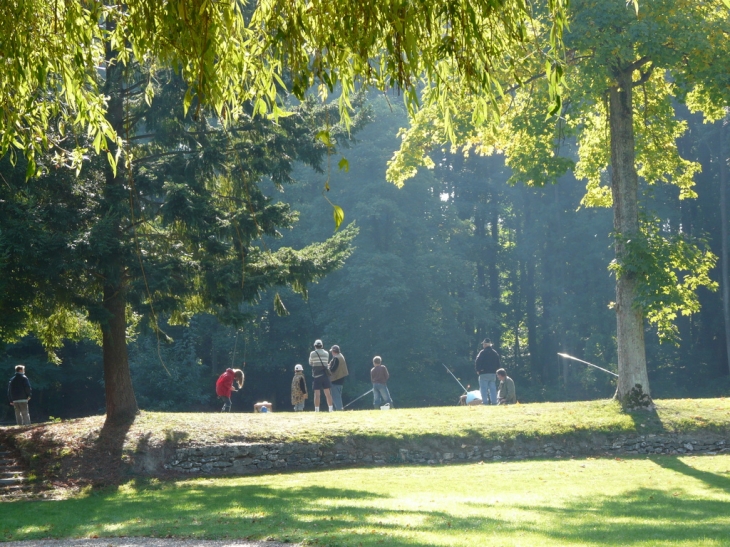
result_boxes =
[0,0,568,176]
[386,0,730,341]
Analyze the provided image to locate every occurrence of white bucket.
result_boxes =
[380,404,391,410]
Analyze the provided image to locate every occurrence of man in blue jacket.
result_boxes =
[7,365,32,425]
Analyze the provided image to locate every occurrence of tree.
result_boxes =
[0,72,362,422]
[388,0,729,404]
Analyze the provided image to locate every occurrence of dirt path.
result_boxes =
[3,539,298,547]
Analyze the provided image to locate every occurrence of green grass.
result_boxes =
[2,454,730,546]
[12,398,730,455]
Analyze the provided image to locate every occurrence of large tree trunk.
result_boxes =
[102,283,138,423]
[609,68,651,403]
[720,118,730,376]
[101,21,138,424]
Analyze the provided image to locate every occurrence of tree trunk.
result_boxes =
[609,68,651,403]
[524,193,539,376]
[101,20,138,424]
[720,117,730,376]
[102,283,138,423]
[488,196,502,345]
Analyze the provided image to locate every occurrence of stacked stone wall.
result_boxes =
[163,433,729,475]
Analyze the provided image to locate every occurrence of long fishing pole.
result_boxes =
[442,364,468,393]
[343,389,374,409]
[557,353,619,377]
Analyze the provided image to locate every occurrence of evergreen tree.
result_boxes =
[0,72,361,422]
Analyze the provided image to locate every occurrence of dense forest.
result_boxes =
[2,93,728,420]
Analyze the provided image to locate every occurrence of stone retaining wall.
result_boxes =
[164,433,729,475]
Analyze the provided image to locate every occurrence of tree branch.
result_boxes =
[625,55,651,73]
[632,64,655,88]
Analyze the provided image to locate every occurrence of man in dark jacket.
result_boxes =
[7,365,32,425]
[475,339,500,405]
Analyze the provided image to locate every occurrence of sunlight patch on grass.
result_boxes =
[3,455,730,546]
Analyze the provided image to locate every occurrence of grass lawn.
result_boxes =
[2,454,730,546]
[10,398,730,456]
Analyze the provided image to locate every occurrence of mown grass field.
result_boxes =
[2,454,730,546]
[9,398,730,456]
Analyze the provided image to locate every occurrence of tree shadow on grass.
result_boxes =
[4,465,730,546]
[623,404,667,433]
[1,483,497,546]
[651,455,730,493]
[504,486,730,546]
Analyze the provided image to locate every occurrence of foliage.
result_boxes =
[609,219,718,343]
[0,0,569,175]
[129,327,211,411]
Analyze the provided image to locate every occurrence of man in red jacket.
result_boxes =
[216,368,244,411]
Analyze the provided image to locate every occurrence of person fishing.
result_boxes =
[309,339,334,412]
[328,345,348,411]
[475,338,500,405]
[215,368,244,412]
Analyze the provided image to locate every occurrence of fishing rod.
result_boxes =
[442,364,468,393]
[343,388,374,409]
[557,353,619,377]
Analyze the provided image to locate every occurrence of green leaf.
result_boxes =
[274,293,290,316]
[332,204,345,231]
[107,151,118,178]
[183,88,194,116]
[338,157,350,172]
[547,95,562,118]
[722,0,730,8]
[316,130,333,147]
[25,158,36,179]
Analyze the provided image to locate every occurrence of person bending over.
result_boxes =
[216,368,244,411]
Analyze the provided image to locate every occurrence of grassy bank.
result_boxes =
[1,398,728,487]
[2,454,730,546]
[11,397,730,447]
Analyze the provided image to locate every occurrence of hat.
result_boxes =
[314,339,323,348]
[294,364,303,372]
[482,338,492,345]
[330,345,340,353]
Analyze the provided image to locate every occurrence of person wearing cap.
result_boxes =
[309,339,334,412]
[328,345,348,411]
[291,364,308,411]
[475,338,500,405]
